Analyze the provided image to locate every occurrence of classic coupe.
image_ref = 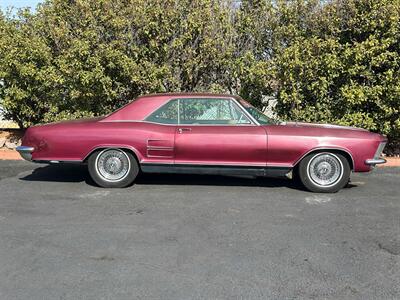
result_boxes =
[16,93,387,192]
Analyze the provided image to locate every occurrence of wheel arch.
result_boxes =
[83,145,142,165]
[294,147,354,171]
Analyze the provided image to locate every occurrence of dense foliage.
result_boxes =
[0,0,399,145]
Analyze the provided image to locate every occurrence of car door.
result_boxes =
[174,98,267,166]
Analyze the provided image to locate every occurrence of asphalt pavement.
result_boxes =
[0,161,399,299]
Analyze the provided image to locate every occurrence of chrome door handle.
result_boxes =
[178,128,192,134]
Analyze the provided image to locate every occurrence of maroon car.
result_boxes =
[16,93,387,192]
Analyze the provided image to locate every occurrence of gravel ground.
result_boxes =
[0,161,399,300]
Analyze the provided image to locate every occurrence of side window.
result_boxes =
[179,98,251,125]
[146,99,179,124]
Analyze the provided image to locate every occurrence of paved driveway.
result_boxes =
[0,161,399,299]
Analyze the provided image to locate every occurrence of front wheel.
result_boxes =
[298,152,350,193]
[88,148,139,188]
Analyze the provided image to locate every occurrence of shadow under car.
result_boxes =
[19,163,311,190]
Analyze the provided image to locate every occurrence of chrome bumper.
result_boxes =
[365,158,386,165]
[16,146,34,161]
[365,141,387,166]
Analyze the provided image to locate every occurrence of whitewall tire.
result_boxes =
[298,152,350,193]
[88,148,139,188]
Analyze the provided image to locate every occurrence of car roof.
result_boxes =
[137,92,242,100]
[104,93,245,122]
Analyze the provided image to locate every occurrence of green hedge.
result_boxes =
[0,0,399,145]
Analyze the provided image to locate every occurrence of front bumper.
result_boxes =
[16,146,34,161]
[365,141,387,166]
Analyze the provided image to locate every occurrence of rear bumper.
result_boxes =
[16,146,34,162]
[365,158,386,165]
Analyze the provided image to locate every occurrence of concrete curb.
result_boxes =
[380,157,400,167]
[0,149,22,160]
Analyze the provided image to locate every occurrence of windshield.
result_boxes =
[240,100,278,125]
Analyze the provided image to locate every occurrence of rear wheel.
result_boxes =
[88,148,139,188]
[298,152,350,193]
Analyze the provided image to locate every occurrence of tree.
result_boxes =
[272,0,400,141]
[0,9,56,128]
[0,0,240,127]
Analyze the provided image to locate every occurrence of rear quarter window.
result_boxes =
[145,99,179,124]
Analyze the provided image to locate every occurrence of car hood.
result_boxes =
[281,121,369,132]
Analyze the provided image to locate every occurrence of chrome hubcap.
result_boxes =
[307,153,343,187]
[96,149,130,182]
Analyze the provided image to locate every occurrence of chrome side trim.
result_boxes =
[16,146,34,162]
[140,163,290,177]
[101,120,257,126]
[177,162,266,167]
[33,160,82,164]
[142,161,297,168]
[365,158,386,165]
